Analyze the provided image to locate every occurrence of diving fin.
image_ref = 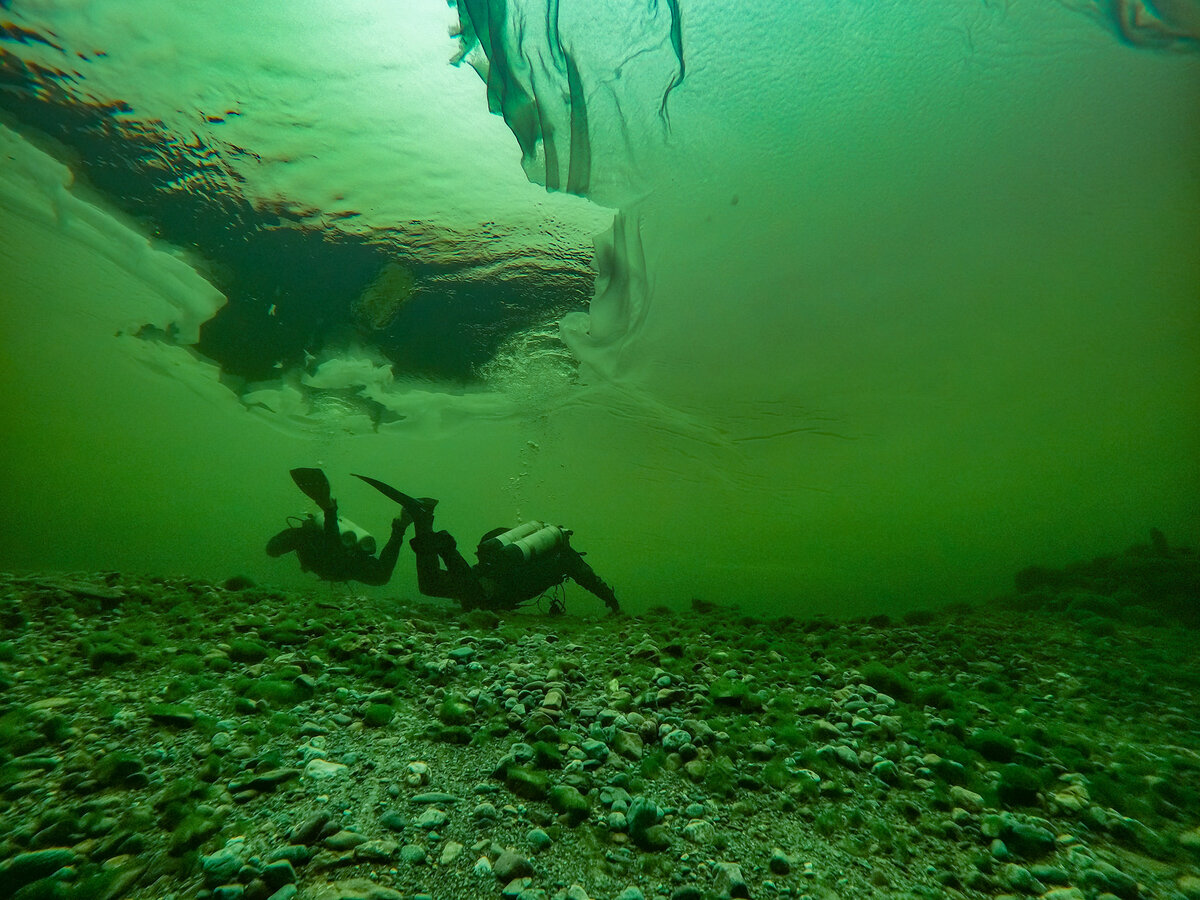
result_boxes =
[290,467,333,509]
[351,473,437,517]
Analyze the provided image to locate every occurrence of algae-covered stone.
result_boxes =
[433,725,471,744]
[363,703,394,727]
[246,679,312,707]
[0,848,77,891]
[170,811,221,853]
[228,639,270,663]
[262,860,297,888]
[202,838,245,886]
[325,830,368,850]
[310,878,406,900]
[967,729,1017,763]
[527,827,553,852]
[613,729,644,760]
[229,767,301,794]
[1079,861,1139,900]
[1005,821,1056,858]
[88,640,136,670]
[714,862,750,899]
[505,765,549,801]
[629,796,671,851]
[708,677,749,707]
[147,703,197,727]
[872,759,900,785]
[997,765,1042,807]
[531,741,564,769]
[411,791,458,805]
[94,750,144,787]
[768,848,791,874]
[437,695,473,726]
[399,844,427,865]
[355,839,399,862]
[492,849,533,881]
[304,759,349,780]
[683,819,716,844]
[1000,863,1045,894]
[415,807,448,830]
[549,784,591,825]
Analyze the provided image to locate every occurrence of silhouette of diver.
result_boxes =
[352,473,620,615]
[266,468,404,586]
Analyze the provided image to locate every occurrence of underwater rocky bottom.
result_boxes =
[0,538,1198,900]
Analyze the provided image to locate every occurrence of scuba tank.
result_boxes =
[477,521,568,566]
[312,511,377,554]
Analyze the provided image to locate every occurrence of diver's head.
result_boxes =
[475,526,513,571]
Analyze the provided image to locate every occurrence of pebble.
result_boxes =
[0,848,79,891]
[415,807,449,829]
[405,761,430,786]
[1042,888,1085,900]
[354,839,398,861]
[871,759,900,784]
[493,849,534,881]
[289,812,330,845]
[999,863,1045,894]
[202,838,245,886]
[1079,861,1139,899]
[714,861,750,899]
[304,759,349,780]
[473,802,500,822]
[324,830,367,851]
[411,791,458,805]
[310,879,405,900]
[262,860,297,888]
[768,848,791,874]
[950,785,984,812]
[399,843,427,865]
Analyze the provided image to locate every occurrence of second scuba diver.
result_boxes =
[353,473,620,615]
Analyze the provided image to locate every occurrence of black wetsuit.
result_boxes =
[409,527,619,613]
[267,500,403,586]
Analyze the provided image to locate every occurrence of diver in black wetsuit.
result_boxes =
[266,468,404,586]
[352,473,620,615]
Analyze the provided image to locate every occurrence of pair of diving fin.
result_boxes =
[290,467,436,518]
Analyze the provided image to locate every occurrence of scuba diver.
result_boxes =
[266,468,404,586]
[352,473,620,615]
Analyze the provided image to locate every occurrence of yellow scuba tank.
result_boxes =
[477,521,568,566]
[312,511,377,554]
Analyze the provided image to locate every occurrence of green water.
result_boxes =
[0,0,1197,618]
